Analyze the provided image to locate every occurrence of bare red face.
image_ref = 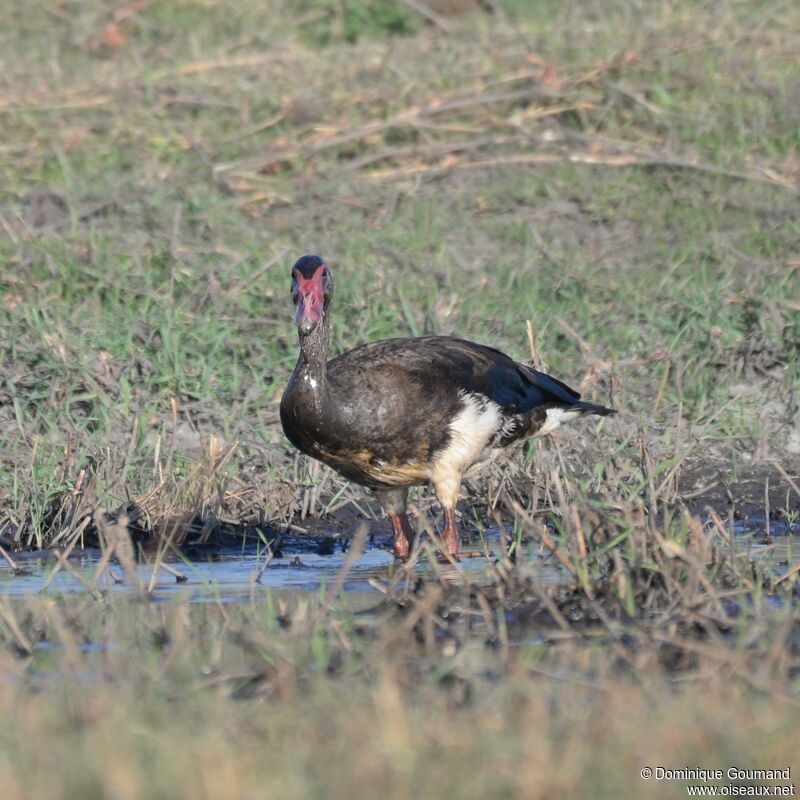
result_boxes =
[291,263,333,334]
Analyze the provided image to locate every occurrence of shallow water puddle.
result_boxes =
[0,546,396,602]
[0,520,796,601]
[730,517,800,570]
[0,529,538,601]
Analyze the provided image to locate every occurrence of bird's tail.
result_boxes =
[575,400,617,417]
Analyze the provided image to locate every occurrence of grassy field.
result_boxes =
[0,0,799,797]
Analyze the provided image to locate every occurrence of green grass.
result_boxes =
[0,0,798,542]
[0,3,799,795]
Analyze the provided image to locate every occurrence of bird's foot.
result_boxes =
[390,512,416,561]
[437,509,484,560]
[442,508,460,558]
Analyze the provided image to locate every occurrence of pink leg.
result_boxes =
[442,508,460,556]
[389,512,416,560]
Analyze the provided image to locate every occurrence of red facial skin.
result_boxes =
[293,269,325,331]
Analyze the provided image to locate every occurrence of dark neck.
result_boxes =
[296,315,330,386]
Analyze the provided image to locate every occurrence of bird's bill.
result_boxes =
[294,272,325,334]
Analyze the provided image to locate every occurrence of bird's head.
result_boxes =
[290,255,334,336]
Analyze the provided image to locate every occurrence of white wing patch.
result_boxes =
[430,393,586,505]
[430,392,502,504]
[535,407,583,436]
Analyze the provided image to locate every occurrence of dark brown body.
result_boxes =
[280,255,615,558]
[281,335,600,489]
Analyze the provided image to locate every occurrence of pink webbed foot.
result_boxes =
[439,508,484,560]
[442,508,460,557]
[390,512,416,560]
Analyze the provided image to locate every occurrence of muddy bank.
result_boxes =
[677,460,800,522]
[0,458,797,559]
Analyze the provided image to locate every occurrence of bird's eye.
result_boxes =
[321,268,329,279]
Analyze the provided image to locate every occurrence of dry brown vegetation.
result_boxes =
[1,496,799,798]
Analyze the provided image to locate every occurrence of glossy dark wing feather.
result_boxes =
[481,360,580,411]
[328,336,586,413]
[407,337,583,412]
